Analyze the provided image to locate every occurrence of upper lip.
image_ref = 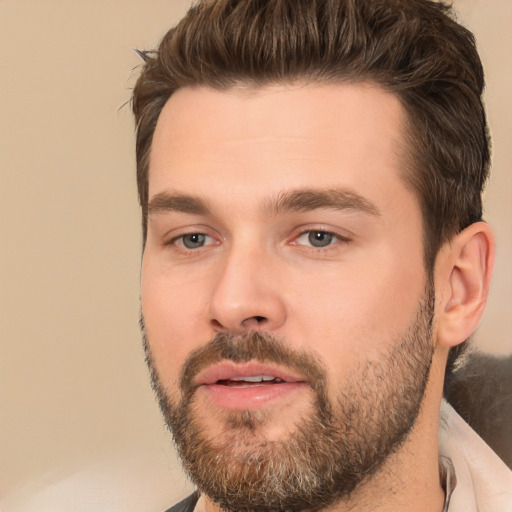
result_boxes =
[195,361,306,386]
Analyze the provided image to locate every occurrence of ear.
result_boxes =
[435,222,495,348]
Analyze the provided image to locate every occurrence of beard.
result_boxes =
[142,283,435,512]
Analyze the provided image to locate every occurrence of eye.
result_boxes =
[175,233,214,249]
[295,230,342,248]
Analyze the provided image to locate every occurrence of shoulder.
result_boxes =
[439,400,512,511]
[163,492,199,512]
[444,351,512,469]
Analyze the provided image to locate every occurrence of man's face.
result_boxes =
[142,83,434,510]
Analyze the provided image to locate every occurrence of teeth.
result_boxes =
[230,375,281,383]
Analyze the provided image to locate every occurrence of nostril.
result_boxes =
[210,319,224,329]
[210,315,270,332]
[240,315,268,329]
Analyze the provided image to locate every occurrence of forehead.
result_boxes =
[148,82,414,215]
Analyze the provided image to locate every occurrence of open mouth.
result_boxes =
[194,362,307,409]
[216,376,286,388]
[195,361,304,388]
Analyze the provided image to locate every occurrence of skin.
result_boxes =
[141,83,494,511]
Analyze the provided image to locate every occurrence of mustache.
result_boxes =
[140,312,331,413]
[179,331,328,396]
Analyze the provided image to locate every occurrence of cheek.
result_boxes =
[285,252,426,381]
[140,256,212,388]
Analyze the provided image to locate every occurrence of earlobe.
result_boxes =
[436,222,495,348]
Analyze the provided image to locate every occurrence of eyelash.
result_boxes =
[292,229,350,250]
[170,232,217,251]
[168,228,350,253]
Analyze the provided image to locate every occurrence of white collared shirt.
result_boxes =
[439,400,512,511]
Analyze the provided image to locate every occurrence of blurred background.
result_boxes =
[1,1,511,511]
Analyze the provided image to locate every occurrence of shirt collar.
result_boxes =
[439,455,457,512]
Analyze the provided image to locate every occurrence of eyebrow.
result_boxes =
[148,192,211,216]
[147,188,380,218]
[263,188,381,217]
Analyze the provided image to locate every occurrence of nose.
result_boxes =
[208,243,286,334]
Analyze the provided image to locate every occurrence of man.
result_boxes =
[132,0,512,511]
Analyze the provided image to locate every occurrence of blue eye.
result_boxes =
[180,233,208,249]
[296,230,339,248]
[308,231,334,247]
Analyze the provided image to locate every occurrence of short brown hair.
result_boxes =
[132,0,490,372]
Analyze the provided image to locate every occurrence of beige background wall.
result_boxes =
[1,1,511,511]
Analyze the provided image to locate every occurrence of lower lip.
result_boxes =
[198,382,307,410]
